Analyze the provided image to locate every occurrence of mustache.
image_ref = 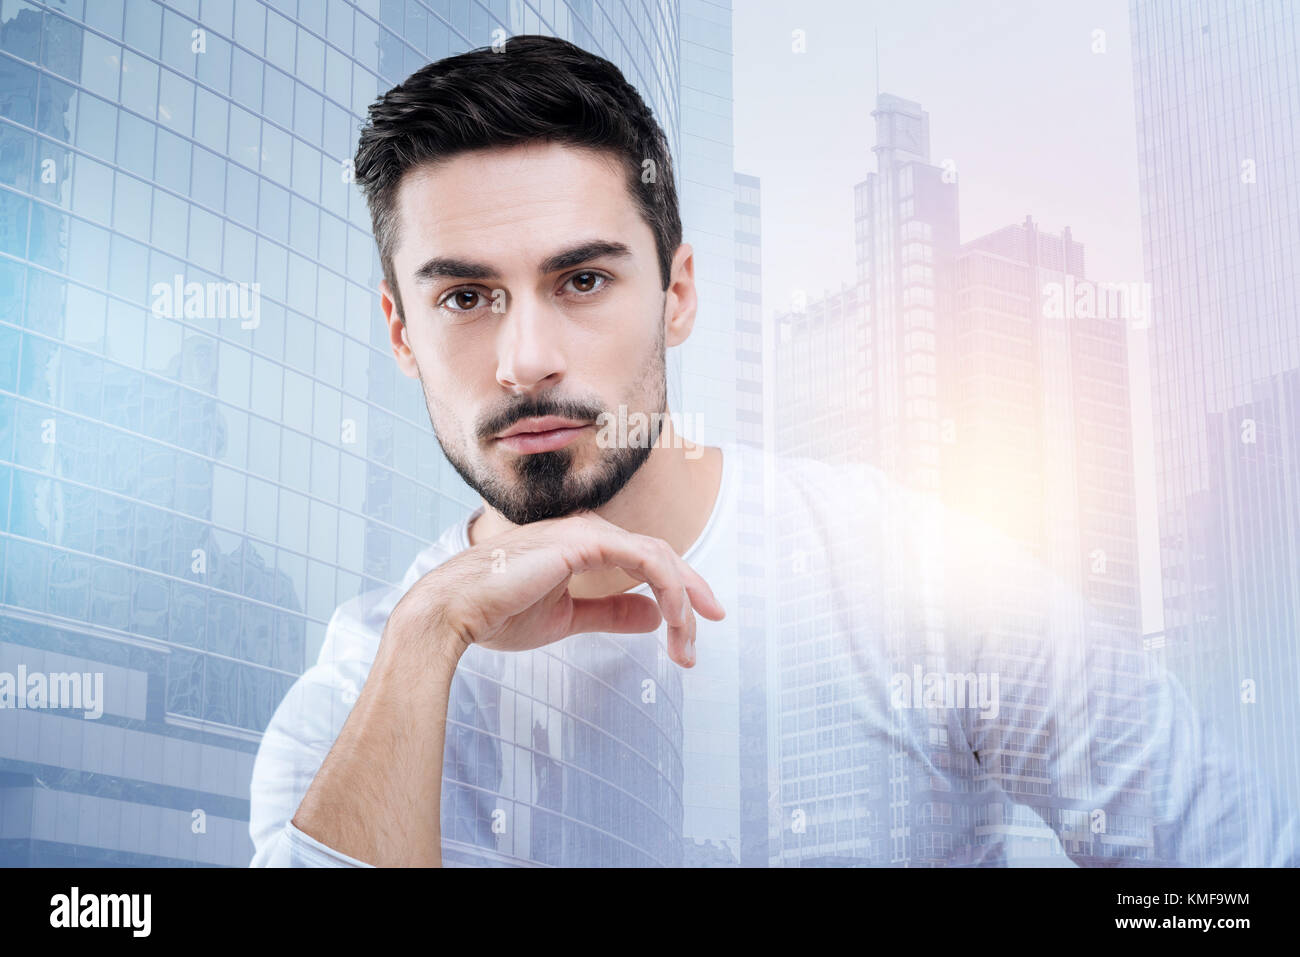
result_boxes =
[477,396,607,442]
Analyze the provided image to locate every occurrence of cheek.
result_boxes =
[585,314,660,374]
[417,346,495,443]
[411,353,458,431]
[417,330,480,392]
[430,326,500,385]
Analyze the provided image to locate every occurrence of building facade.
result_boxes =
[768,94,1150,865]
[0,0,703,867]
[1131,0,1300,864]
[950,217,1150,864]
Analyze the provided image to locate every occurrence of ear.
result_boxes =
[381,278,418,378]
[663,243,697,347]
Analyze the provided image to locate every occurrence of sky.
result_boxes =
[731,0,1163,632]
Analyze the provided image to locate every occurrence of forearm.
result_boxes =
[291,617,465,866]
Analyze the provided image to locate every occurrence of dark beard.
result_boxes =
[448,439,655,525]
[435,391,664,525]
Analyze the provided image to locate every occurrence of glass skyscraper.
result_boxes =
[769,93,1153,866]
[1132,0,1300,865]
[951,218,1150,864]
[0,0,725,867]
[674,0,746,867]
[732,168,768,867]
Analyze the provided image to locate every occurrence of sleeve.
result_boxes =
[942,506,1300,867]
[247,654,377,868]
[1140,660,1300,867]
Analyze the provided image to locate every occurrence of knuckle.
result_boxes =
[639,538,664,564]
[577,510,606,531]
[570,512,604,541]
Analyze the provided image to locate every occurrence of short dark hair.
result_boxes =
[354,34,682,322]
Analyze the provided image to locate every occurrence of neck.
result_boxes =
[467,415,723,599]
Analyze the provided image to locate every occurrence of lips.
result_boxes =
[494,416,592,454]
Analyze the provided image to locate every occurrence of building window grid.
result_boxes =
[0,0,703,864]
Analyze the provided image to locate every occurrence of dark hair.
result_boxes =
[353,34,682,322]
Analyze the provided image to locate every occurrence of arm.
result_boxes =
[947,520,1300,866]
[248,653,383,867]
[288,603,464,867]
[250,511,724,867]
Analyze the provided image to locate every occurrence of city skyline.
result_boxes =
[0,0,1294,868]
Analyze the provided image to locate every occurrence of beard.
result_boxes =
[423,324,667,525]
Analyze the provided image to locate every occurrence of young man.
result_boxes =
[249,36,1295,868]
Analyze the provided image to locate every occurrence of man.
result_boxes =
[249,36,1295,867]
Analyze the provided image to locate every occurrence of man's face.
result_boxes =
[382,142,685,525]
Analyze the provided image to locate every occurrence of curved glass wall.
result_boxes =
[0,0,683,866]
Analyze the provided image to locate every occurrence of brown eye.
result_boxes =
[566,271,610,295]
[442,289,484,311]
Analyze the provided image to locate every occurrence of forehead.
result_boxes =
[391,142,646,268]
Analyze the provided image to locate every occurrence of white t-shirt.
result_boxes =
[248,443,1298,867]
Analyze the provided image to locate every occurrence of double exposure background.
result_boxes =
[0,0,1296,866]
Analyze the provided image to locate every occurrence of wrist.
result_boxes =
[377,591,472,678]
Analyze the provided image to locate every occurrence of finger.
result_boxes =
[674,585,697,668]
[627,548,695,667]
[676,560,726,621]
[631,545,716,667]
[558,518,713,667]
[566,593,663,636]
[570,591,694,669]
[565,528,692,632]
[624,542,717,667]
[654,583,693,669]
[611,524,725,623]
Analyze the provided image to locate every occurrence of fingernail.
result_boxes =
[685,636,696,664]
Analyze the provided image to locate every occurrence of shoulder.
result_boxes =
[759,451,1093,651]
[760,451,893,552]
[316,518,472,670]
[249,524,469,815]
[764,449,884,500]
[763,450,1040,565]
[256,522,469,748]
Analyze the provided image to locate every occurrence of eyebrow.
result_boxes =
[412,239,634,285]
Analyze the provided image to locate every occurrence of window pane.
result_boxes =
[79,31,120,99]
[123,0,162,58]
[118,49,158,116]
[157,68,194,134]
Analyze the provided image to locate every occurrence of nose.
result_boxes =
[495,289,566,392]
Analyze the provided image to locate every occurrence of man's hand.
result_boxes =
[388,510,726,668]
[290,510,724,866]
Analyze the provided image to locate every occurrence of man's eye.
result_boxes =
[440,288,487,311]
[565,271,610,295]
[440,274,610,312]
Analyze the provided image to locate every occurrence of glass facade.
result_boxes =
[732,169,768,867]
[674,0,744,866]
[0,0,696,866]
[769,94,1153,866]
[1132,0,1300,865]
[951,219,1150,864]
